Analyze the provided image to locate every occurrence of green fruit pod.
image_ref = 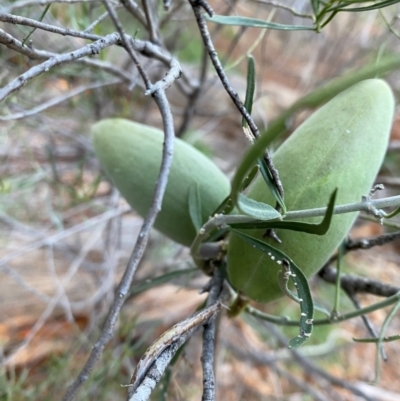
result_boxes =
[92,119,230,246]
[227,79,395,303]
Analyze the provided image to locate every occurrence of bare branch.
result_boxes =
[0,79,121,120]
[188,0,259,139]
[176,45,209,137]
[144,58,182,95]
[318,264,400,297]
[227,342,331,401]
[120,0,148,28]
[127,340,183,401]
[1,0,103,13]
[0,32,120,102]
[345,231,400,251]
[345,291,387,361]
[201,269,223,401]
[127,302,221,400]
[83,4,122,33]
[187,0,284,202]
[102,0,152,89]
[141,0,160,44]
[0,28,47,59]
[62,87,176,401]
[0,13,101,41]
[262,322,376,401]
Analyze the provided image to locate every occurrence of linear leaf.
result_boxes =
[189,184,203,231]
[129,267,198,297]
[229,188,337,234]
[258,156,286,213]
[258,54,400,145]
[230,229,314,347]
[241,165,259,191]
[242,55,256,128]
[206,15,314,31]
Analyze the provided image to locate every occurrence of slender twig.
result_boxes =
[374,300,400,382]
[1,0,102,13]
[262,322,375,401]
[0,13,102,41]
[76,58,137,84]
[4,230,105,366]
[318,264,400,298]
[141,0,160,44]
[0,28,50,59]
[345,290,387,361]
[127,302,221,400]
[285,194,400,220]
[62,87,175,401]
[227,342,331,401]
[0,30,137,84]
[0,32,121,102]
[192,195,400,268]
[246,291,400,327]
[188,0,259,139]
[103,0,152,88]
[345,231,400,251]
[176,45,209,137]
[127,338,186,401]
[144,58,182,95]
[188,0,284,202]
[0,206,130,269]
[0,79,120,120]
[249,0,314,19]
[201,269,223,401]
[120,0,148,28]
[83,5,122,33]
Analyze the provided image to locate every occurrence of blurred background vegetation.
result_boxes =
[2,1,400,400]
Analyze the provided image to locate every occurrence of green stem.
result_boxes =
[190,195,400,268]
[246,291,400,327]
[374,300,400,382]
[332,241,344,318]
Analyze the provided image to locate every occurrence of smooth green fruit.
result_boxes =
[92,119,230,246]
[227,79,394,303]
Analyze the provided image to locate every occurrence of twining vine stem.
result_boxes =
[191,194,400,266]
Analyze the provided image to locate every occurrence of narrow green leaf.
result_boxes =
[237,194,282,221]
[311,0,320,15]
[229,188,337,234]
[241,165,259,191]
[206,15,314,31]
[374,299,400,381]
[230,122,279,215]
[258,157,286,213]
[212,166,261,217]
[259,54,400,144]
[189,184,203,231]
[22,4,51,46]
[211,195,235,216]
[332,240,345,319]
[229,229,314,347]
[129,267,198,297]
[325,0,400,12]
[242,55,256,128]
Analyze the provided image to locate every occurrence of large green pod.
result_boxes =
[92,119,230,246]
[227,79,394,303]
